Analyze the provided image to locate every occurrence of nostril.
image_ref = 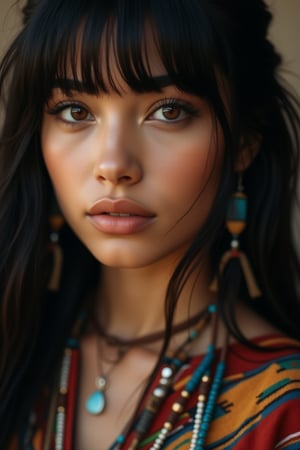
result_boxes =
[93,159,142,185]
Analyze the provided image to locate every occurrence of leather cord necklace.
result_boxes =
[85,307,210,415]
[91,307,209,347]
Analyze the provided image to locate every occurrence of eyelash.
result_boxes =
[152,98,200,120]
[45,97,200,126]
[46,101,94,125]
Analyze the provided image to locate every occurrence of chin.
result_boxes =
[82,237,184,270]
[88,247,155,269]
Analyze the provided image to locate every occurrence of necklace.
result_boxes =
[86,308,210,416]
[91,307,209,347]
[110,304,227,450]
[122,312,213,450]
[47,303,227,450]
[85,336,126,415]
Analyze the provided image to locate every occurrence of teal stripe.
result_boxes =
[205,390,300,449]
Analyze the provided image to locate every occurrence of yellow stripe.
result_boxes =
[206,365,300,446]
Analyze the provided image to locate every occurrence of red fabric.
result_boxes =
[64,348,79,450]
[14,334,300,450]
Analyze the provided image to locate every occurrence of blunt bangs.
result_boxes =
[19,0,229,127]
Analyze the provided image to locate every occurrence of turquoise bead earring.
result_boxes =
[210,172,261,298]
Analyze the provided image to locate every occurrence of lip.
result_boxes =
[87,198,155,235]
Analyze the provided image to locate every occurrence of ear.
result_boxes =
[234,134,261,172]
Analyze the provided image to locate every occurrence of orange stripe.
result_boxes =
[206,365,300,445]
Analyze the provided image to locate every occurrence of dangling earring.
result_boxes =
[210,173,261,298]
[48,213,64,291]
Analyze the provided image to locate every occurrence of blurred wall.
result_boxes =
[267,0,300,94]
[0,0,22,56]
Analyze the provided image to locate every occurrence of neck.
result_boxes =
[94,257,214,340]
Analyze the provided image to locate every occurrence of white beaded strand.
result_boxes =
[189,374,210,450]
[55,408,65,450]
[189,396,206,450]
[55,349,71,450]
[150,425,170,450]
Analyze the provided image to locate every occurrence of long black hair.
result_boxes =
[0,0,300,446]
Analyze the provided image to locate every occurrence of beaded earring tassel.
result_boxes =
[210,173,261,298]
[48,214,64,291]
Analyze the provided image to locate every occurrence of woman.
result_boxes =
[0,0,300,449]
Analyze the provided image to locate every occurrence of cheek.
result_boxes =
[41,124,85,224]
[41,121,86,192]
[42,121,64,180]
[153,133,223,203]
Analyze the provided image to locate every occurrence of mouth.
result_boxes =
[88,198,154,217]
[103,212,133,217]
[87,198,155,234]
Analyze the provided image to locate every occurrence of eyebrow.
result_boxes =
[53,75,173,93]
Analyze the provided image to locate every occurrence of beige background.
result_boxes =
[0,0,300,93]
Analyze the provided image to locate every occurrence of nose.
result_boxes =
[93,117,142,186]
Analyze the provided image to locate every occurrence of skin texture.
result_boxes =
[41,37,274,450]
[42,86,223,269]
[42,22,224,274]
[41,50,225,449]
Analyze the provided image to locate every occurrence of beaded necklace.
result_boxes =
[86,308,211,416]
[48,304,227,450]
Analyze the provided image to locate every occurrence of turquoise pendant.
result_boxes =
[85,376,107,415]
[85,390,106,415]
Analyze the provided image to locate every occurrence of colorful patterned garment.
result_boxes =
[12,335,300,450]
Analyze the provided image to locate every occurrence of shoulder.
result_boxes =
[207,335,300,449]
[160,337,300,450]
[226,333,300,371]
[223,334,300,414]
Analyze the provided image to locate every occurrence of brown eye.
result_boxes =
[55,103,95,124]
[149,100,191,123]
[70,106,89,121]
[161,105,181,120]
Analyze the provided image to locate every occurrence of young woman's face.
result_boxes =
[41,39,224,269]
